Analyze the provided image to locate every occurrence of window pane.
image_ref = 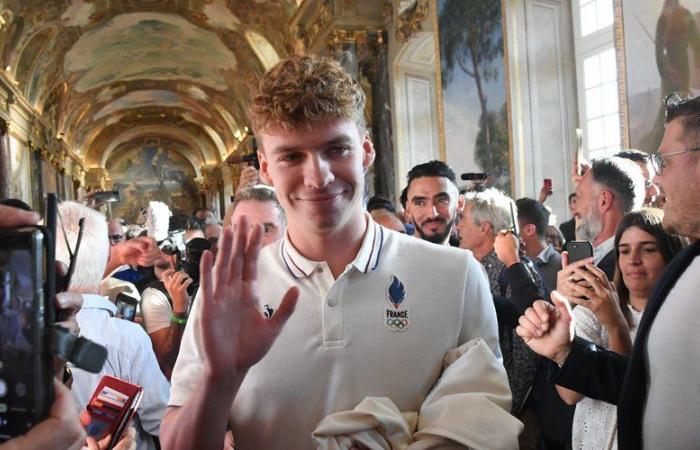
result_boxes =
[600,48,617,83]
[603,114,620,147]
[597,0,614,29]
[584,54,601,88]
[580,2,597,36]
[586,87,603,119]
[602,81,619,115]
[588,117,605,150]
[589,149,606,161]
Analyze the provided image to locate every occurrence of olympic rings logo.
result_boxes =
[386,318,409,329]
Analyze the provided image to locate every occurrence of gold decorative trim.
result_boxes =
[396,0,429,43]
[430,0,446,162]
[613,0,630,150]
[501,0,515,195]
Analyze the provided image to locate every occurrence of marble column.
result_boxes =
[363,31,395,200]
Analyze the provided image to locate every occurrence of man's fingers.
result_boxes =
[518,313,542,337]
[551,291,574,323]
[0,204,40,227]
[85,437,101,450]
[215,227,234,287]
[516,324,535,341]
[561,251,569,268]
[532,300,553,324]
[162,268,175,279]
[524,305,547,331]
[55,292,83,313]
[565,294,589,308]
[230,216,248,282]
[200,250,214,305]
[243,223,262,282]
[270,286,300,332]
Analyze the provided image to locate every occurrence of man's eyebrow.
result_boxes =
[268,135,355,154]
[410,195,427,203]
[262,222,277,229]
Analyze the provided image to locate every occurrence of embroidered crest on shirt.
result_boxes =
[385,275,409,331]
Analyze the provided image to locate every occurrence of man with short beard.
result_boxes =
[403,160,463,245]
[566,157,645,281]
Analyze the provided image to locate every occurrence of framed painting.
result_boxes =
[432,0,513,193]
[615,0,700,154]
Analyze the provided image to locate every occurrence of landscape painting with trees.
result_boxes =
[437,0,511,193]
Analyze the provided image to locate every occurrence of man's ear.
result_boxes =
[457,194,465,212]
[362,131,375,170]
[599,189,614,213]
[257,146,273,186]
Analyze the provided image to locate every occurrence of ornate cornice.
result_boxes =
[395,0,429,43]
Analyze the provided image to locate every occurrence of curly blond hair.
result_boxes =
[248,54,366,136]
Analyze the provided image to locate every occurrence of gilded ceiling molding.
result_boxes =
[395,0,429,44]
[85,167,111,192]
[325,28,369,52]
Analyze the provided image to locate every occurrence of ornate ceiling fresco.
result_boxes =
[0,0,299,174]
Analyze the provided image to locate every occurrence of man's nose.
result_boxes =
[304,155,334,189]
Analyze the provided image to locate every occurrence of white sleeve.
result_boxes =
[129,328,170,436]
[573,305,606,347]
[458,251,501,359]
[168,289,205,407]
[141,287,173,334]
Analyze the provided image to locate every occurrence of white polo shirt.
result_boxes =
[170,217,504,449]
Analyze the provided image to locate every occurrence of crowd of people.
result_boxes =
[1,54,699,450]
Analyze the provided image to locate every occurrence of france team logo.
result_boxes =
[385,275,409,331]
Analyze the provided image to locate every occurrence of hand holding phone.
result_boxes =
[555,241,595,300]
[82,376,143,450]
[115,294,139,322]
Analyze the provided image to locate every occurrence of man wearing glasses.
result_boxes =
[517,93,700,449]
[108,218,126,246]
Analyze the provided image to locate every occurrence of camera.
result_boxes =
[460,172,489,192]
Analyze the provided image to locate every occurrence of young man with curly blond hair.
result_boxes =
[161,55,521,450]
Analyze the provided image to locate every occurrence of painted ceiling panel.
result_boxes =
[0,0,298,170]
[64,13,238,93]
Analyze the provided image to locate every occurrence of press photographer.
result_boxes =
[140,202,211,379]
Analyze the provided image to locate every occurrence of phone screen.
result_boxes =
[115,298,137,322]
[0,232,47,442]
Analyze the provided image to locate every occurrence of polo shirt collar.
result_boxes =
[79,293,117,315]
[280,213,385,279]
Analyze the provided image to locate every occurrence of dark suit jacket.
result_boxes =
[551,239,700,449]
[597,249,616,280]
[559,218,576,243]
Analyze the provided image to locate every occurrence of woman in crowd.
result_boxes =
[556,208,688,449]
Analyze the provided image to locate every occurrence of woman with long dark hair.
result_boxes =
[556,208,688,449]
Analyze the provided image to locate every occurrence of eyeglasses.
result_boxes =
[650,147,700,175]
